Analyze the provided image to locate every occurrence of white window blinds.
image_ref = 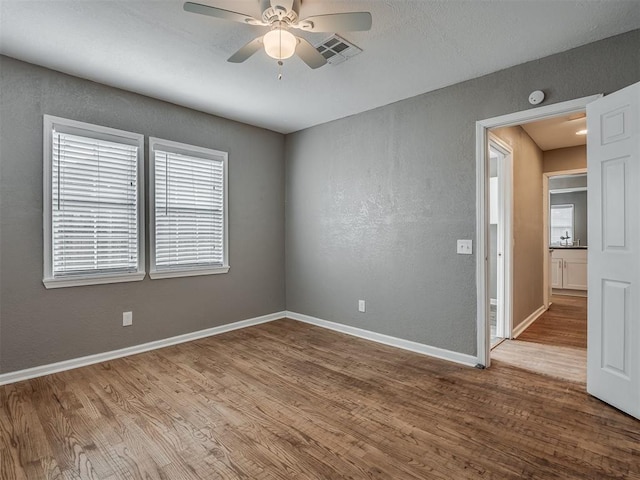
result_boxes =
[550,204,574,245]
[51,131,140,276]
[153,149,225,270]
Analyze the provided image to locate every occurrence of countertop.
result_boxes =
[549,246,588,250]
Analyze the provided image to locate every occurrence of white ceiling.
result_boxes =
[1,1,639,134]
[522,113,587,151]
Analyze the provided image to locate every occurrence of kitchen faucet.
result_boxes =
[559,231,571,246]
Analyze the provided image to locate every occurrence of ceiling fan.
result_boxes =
[184,0,372,70]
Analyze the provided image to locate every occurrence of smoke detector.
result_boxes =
[315,35,362,65]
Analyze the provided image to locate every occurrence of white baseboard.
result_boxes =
[0,311,286,386]
[1,309,480,386]
[286,311,478,367]
[512,305,547,339]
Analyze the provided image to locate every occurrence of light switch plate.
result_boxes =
[457,239,473,255]
[123,311,133,326]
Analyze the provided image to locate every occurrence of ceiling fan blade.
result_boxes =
[295,37,327,69]
[271,0,294,12]
[184,2,262,25]
[228,37,264,63]
[295,12,372,32]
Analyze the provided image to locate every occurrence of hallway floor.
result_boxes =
[491,295,587,383]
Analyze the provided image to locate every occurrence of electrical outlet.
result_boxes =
[123,311,132,327]
[457,239,473,255]
[358,300,366,313]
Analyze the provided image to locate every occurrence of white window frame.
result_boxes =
[149,137,229,279]
[43,115,146,288]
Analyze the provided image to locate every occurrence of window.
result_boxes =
[43,115,145,288]
[550,204,574,245]
[149,138,229,279]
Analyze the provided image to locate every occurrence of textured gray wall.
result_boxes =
[551,191,588,246]
[285,30,640,356]
[0,56,285,373]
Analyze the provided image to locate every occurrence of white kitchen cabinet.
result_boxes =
[551,257,563,289]
[551,248,588,291]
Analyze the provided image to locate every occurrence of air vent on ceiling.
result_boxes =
[315,35,362,65]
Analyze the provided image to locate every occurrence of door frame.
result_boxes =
[543,168,587,306]
[475,94,602,368]
[488,134,513,340]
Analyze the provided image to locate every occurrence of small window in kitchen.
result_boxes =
[550,204,574,246]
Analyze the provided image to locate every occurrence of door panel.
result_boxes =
[601,280,630,377]
[602,159,627,249]
[587,81,639,419]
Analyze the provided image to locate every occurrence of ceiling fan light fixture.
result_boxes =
[263,28,297,60]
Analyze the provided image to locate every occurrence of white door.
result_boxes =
[587,81,640,419]
[489,136,513,341]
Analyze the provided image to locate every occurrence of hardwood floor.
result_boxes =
[517,295,587,349]
[492,295,587,383]
[1,317,639,479]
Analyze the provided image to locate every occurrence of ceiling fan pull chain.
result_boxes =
[278,27,283,79]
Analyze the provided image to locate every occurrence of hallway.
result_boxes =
[491,295,587,383]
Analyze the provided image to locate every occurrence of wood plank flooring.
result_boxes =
[1,316,639,479]
[517,295,587,349]
[492,295,587,383]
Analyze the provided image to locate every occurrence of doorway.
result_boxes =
[487,116,590,383]
[477,82,640,420]
[544,170,588,303]
[475,94,602,368]
[487,118,589,381]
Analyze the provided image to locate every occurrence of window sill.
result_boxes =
[43,272,146,289]
[149,266,230,279]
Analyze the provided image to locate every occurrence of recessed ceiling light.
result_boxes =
[576,129,588,135]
